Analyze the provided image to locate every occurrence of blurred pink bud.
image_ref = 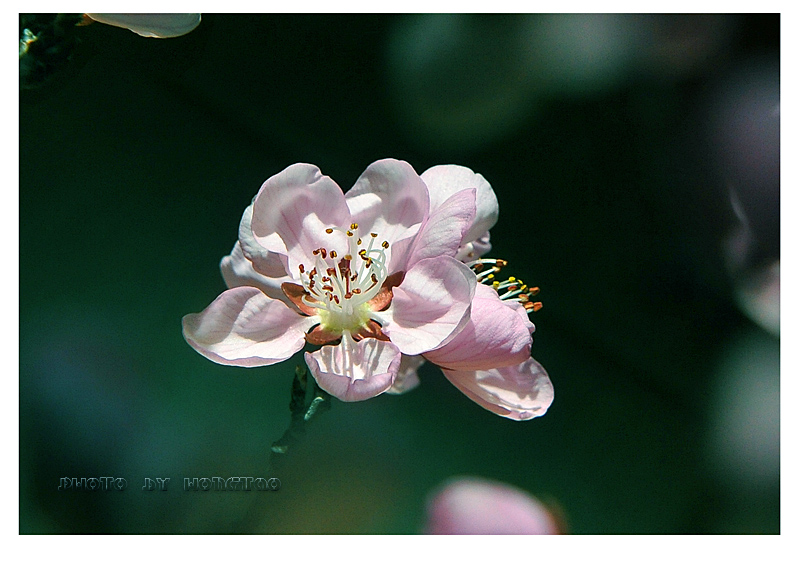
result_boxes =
[86,14,201,38]
[426,477,561,534]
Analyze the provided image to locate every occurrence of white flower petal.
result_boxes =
[87,14,201,38]
[421,164,499,246]
[305,337,401,402]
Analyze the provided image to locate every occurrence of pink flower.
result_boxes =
[85,14,201,38]
[388,286,554,420]
[426,477,561,534]
[386,165,554,421]
[182,159,552,418]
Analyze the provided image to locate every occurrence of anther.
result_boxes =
[325,228,334,234]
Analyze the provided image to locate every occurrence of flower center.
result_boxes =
[468,258,542,313]
[298,223,391,334]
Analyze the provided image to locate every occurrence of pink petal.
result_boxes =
[403,188,477,271]
[236,204,291,279]
[454,231,492,262]
[245,164,351,276]
[385,354,426,395]
[381,257,476,356]
[426,477,560,535]
[424,283,533,371]
[421,165,499,247]
[304,338,402,402]
[182,286,317,367]
[442,357,554,421]
[86,14,201,38]
[345,159,430,267]
[220,242,292,303]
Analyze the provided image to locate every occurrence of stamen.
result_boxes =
[296,222,393,334]
[474,258,542,315]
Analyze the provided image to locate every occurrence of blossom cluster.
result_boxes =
[182,159,553,420]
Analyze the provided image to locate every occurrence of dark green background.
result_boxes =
[20,14,779,533]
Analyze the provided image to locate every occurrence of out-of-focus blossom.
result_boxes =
[733,260,779,337]
[86,14,201,38]
[183,160,551,420]
[426,477,561,534]
[709,60,780,336]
